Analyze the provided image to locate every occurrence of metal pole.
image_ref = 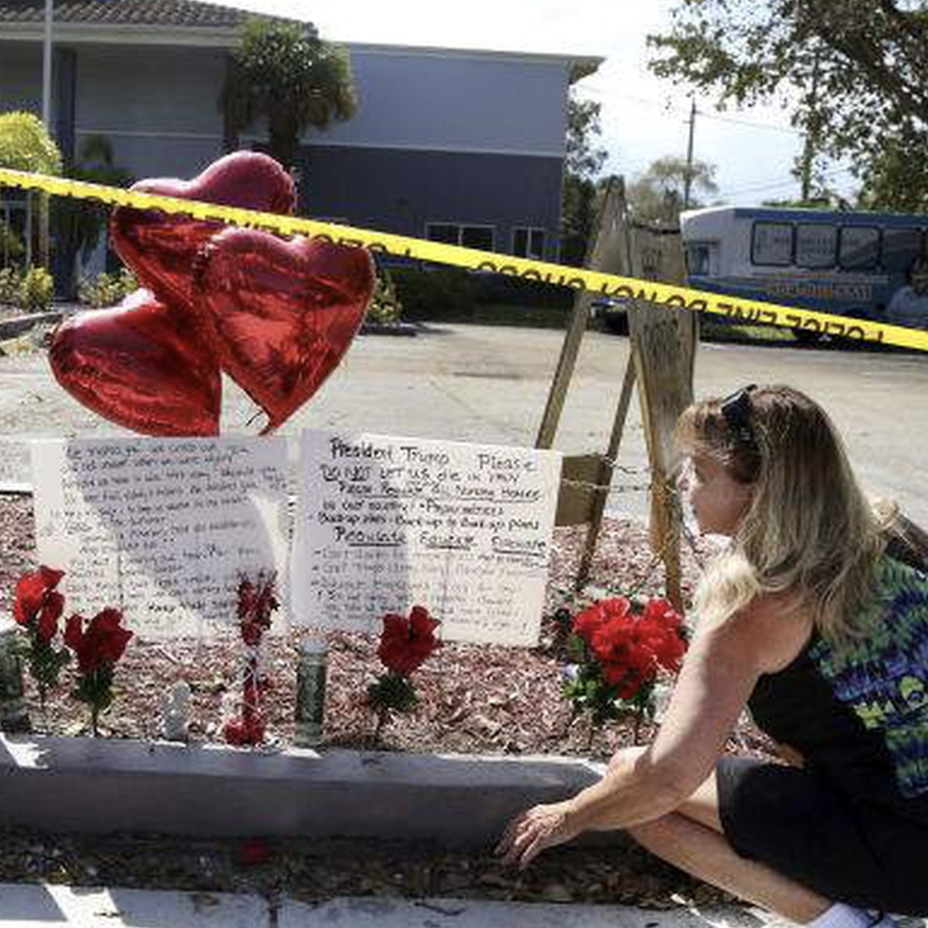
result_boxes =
[683,98,696,210]
[42,0,53,128]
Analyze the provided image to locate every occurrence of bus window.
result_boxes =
[796,223,837,268]
[839,226,879,270]
[752,222,792,266]
[685,244,711,276]
[882,227,923,274]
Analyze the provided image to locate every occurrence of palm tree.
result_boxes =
[220,17,358,170]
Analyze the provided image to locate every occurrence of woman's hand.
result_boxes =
[495,800,583,869]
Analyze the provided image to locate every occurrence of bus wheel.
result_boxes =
[792,326,823,345]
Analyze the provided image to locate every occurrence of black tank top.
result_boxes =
[747,554,928,820]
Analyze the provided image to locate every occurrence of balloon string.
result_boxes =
[244,408,266,431]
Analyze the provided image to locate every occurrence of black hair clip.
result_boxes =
[720,384,758,451]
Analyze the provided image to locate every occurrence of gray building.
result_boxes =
[0,0,601,273]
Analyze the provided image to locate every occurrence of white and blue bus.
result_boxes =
[679,205,928,337]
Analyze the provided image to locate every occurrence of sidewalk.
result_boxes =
[0,883,775,928]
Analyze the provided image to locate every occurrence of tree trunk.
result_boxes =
[38,192,51,270]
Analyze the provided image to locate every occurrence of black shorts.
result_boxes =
[716,756,928,915]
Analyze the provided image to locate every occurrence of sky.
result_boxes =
[203,0,856,207]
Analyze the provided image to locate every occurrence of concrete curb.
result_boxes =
[0,735,607,846]
[359,320,421,336]
[0,310,63,340]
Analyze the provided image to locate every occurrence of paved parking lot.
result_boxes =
[1,323,926,525]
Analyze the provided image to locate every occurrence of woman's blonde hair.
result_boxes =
[676,384,892,641]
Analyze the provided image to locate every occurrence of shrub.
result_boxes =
[366,270,403,324]
[18,267,54,312]
[0,220,24,263]
[471,274,574,311]
[390,266,476,321]
[0,266,23,305]
[77,269,138,309]
[387,265,573,326]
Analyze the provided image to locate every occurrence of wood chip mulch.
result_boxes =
[0,492,776,907]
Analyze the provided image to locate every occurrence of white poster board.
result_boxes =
[290,432,561,646]
[32,436,291,639]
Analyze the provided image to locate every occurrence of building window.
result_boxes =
[426,223,495,252]
[461,226,494,251]
[512,227,546,259]
[425,223,459,245]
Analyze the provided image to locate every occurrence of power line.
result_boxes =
[701,111,800,135]
[722,164,855,198]
[577,85,801,135]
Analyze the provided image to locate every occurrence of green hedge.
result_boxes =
[389,265,573,326]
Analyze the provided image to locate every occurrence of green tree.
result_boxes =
[0,111,62,270]
[855,130,928,212]
[648,1,928,210]
[220,17,358,169]
[627,155,719,224]
[561,94,608,266]
[54,135,133,297]
[566,96,607,179]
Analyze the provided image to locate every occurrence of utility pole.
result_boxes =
[683,97,696,211]
[799,48,821,203]
[42,0,53,127]
[38,0,54,271]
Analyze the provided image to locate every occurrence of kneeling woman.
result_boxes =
[497,384,928,924]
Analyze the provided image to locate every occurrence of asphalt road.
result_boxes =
[1,323,925,525]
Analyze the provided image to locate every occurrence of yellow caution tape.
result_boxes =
[3,166,928,354]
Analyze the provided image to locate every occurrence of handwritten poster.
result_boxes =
[0,438,30,491]
[290,432,561,646]
[32,436,291,639]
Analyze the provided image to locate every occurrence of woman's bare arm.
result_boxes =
[496,597,793,868]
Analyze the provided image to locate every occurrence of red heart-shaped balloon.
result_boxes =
[49,289,222,436]
[193,228,375,432]
[110,151,295,311]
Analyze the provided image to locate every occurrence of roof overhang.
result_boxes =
[0,23,604,77]
[0,21,240,47]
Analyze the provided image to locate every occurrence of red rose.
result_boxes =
[573,596,630,644]
[638,598,686,672]
[223,714,265,746]
[377,605,441,675]
[582,597,688,699]
[597,622,658,698]
[236,573,278,645]
[255,583,278,625]
[13,566,65,642]
[36,591,65,642]
[65,608,133,674]
[237,578,256,621]
[236,837,270,867]
[589,611,636,665]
